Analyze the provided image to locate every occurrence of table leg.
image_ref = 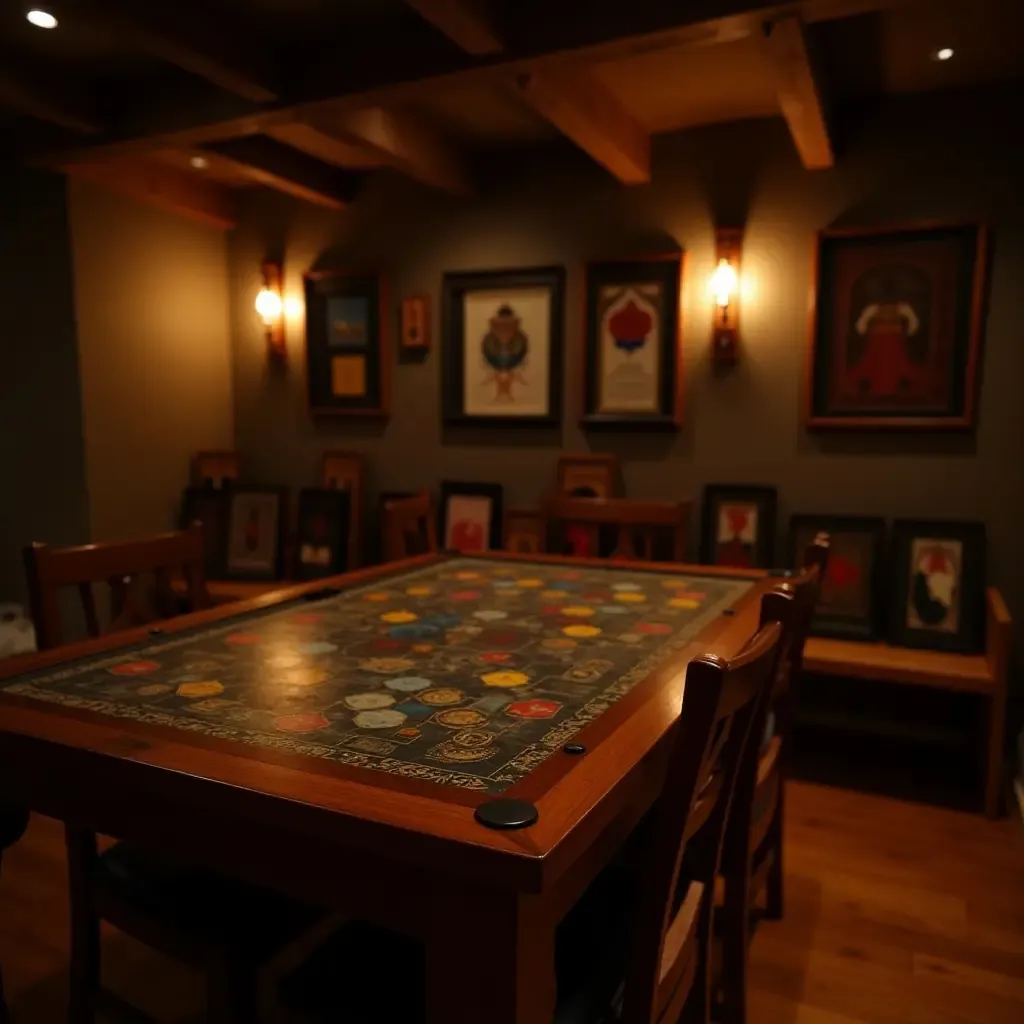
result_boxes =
[984,689,1007,818]
[425,883,556,1024]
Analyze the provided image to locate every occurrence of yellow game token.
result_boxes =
[669,597,700,609]
[177,680,224,698]
[406,585,432,596]
[515,578,544,588]
[542,638,576,650]
[563,625,601,638]
[540,590,565,600]
[365,592,391,602]
[662,579,688,589]
[381,610,418,623]
[560,606,595,617]
[614,592,646,604]
[480,670,529,688]
[454,571,480,581]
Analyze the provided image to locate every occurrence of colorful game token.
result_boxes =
[108,660,160,676]
[136,684,171,697]
[435,708,488,728]
[419,687,465,706]
[599,605,629,615]
[560,606,595,617]
[353,709,407,730]
[562,624,601,638]
[613,592,646,604]
[669,597,700,610]
[275,712,330,733]
[478,651,511,664]
[618,633,642,644]
[344,692,396,711]
[473,609,508,621]
[612,582,642,591]
[454,571,481,581]
[360,657,415,674]
[406,585,432,596]
[451,729,496,748]
[636,622,673,634]
[385,676,432,692]
[515,578,544,588]
[481,670,529,688]
[411,643,434,654]
[661,579,688,589]
[449,590,483,601]
[505,699,561,719]
[541,638,576,650]
[177,680,224,698]
[381,610,418,624]
[491,578,516,588]
[429,743,497,764]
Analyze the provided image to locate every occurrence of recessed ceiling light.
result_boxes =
[189,156,209,170]
[933,47,955,61]
[26,9,58,29]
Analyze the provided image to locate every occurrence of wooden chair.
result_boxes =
[23,524,210,650]
[277,605,786,1024]
[382,491,437,562]
[321,451,364,569]
[543,496,691,562]
[0,805,30,1024]
[22,527,330,1024]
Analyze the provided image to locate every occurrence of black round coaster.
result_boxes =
[563,743,586,755]
[148,627,164,636]
[474,798,539,831]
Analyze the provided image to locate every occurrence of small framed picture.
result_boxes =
[192,451,239,488]
[441,266,565,427]
[321,451,364,568]
[294,489,351,581]
[556,453,619,498]
[180,487,229,577]
[582,253,684,430]
[700,484,777,569]
[789,515,886,640]
[889,519,986,653]
[224,487,287,580]
[304,269,389,417]
[439,481,504,553]
[504,510,545,554]
[401,295,430,350]
[806,223,989,430]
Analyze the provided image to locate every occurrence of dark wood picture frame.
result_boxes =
[401,295,431,351]
[582,252,685,430]
[805,222,989,430]
[438,481,504,553]
[503,509,545,554]
[888,518,986,654]
[441,266,565,428]
[304,269,390,418]
[699,484,777,569]
[555,453,620,498]
[293,488,351,581]
[223,486,288,581]
[789,514,886,640]
[192,451,239,488]
[321,451,364,569]
[180,486,230,578]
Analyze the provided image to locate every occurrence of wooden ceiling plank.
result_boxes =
[263,122,384,170]
[404,0,503,54]
[515,69,650,184]
[63,159,237,229]
[83,0,277,103]
[0,67,101,135]
[331,109,471,194]
[199,136,359,210]
[760,15,834,169]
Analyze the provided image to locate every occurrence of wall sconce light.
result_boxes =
[709,229,743,365]
[255,260,285,360]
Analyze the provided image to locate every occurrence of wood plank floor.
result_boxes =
[2,781,1022,1023]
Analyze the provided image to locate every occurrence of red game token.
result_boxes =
[635,622,673,634]
[108,660,160,676]
[479,652,511,663]
[505,700,562,720]
[449,590,483,601]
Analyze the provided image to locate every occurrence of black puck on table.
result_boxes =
[473,798,539,830]
[148,627,164,636]
[563,743,586,755]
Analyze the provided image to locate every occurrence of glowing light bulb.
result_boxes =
[255,287,283,324]
[26,9,58,29]
[709,258,738,308]
[934,47,954,61]
[189,155,209,170]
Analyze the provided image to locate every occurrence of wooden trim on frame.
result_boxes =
[803,221,990,431]
[438,480,504,552]
[321,451,365,569]
[304,269,391,419]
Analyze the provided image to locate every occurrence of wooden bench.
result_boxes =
[802,588,1012,818]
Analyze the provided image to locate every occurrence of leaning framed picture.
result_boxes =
[556,453,619,498]
[806,223,989,429]
[504,509,545,554]
[582,253,684,429]
[304,269,390,417]
[699,484,777,569]
[441,266,565,427]
[192,450,239,488]
[789,514,886,640]
[321,451,364,568]
[223,486,288,580]
[180,486,229,577]
[888,519,986,654]
[438,481,504,553]
[294,488,351,581]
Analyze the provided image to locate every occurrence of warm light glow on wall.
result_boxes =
[255,286,283,323]
[709,258,738,308]
[710,228,743,365]
[257,261,285,361]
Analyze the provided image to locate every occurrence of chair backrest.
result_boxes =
[321,451,365,569]
[621,609,785,1024]
[542,496,691,562]
[382,491,437,563]
[23,524,209,651]
[192,450,240,487]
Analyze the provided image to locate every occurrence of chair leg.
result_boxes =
[65,830,101,1024]
[206,958,261,1024]
[717,876,750,1024]
[763,814,784,921]
[1,964,10,1024]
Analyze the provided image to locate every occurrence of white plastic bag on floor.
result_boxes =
[0,603,36,659]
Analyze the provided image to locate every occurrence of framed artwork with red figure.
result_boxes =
[699,484,776,569]
[789,515,886,640]
[889,519,986,654]
[439,481,504,553]
[294,489,351,580]
[806,223,989,430]
[224,487,287,580]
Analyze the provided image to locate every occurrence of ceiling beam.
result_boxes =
[199,136,360,209]
[264,122,385,170]
[81,0,277,103]
[0,61,100,135]
[404,0,503,54]
[760,15,834,169]
[64,159,237,229]
[515,69,649,184]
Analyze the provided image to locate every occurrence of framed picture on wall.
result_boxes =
[192,451,239,488]
[555,453,619,498]
[294,488,351,580]
[582,253,684,430]
[806,223,989,430]
[305,270,390,417]
[180,486,229,577]
[321,451,364,568]
[888,519,986,653]
[441,266,565,427]
[224,486,287,580]
[789,514,886,640]
[439,481,504,552]
[504,510,545,554]
[699,484,777,569]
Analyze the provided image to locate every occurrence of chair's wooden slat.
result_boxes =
[383,491,437,562]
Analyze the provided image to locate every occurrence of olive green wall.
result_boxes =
[68,180,235,543]
[227,86,1023,673]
